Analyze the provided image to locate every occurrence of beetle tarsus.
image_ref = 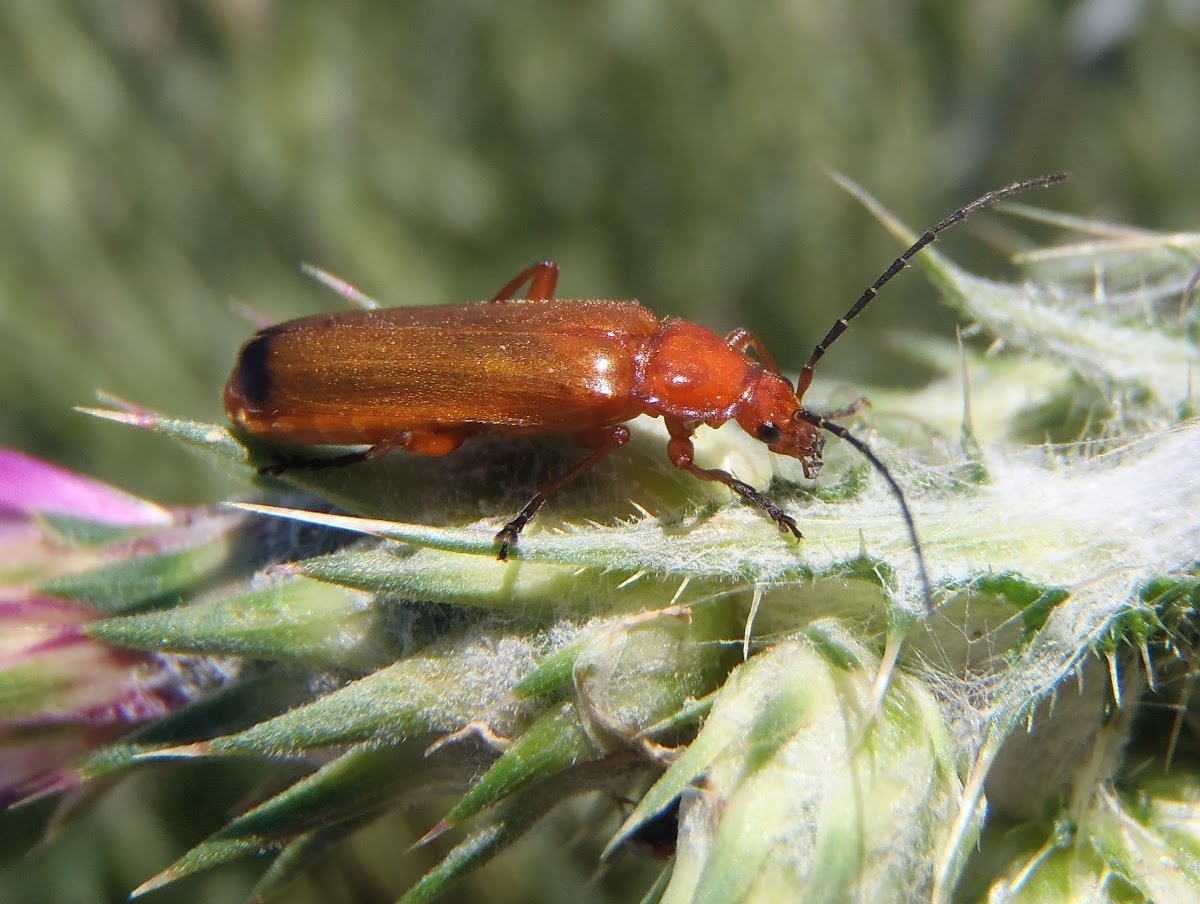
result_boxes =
[494,522,523,561]
[776,512,803,539]
[729,478,803,540]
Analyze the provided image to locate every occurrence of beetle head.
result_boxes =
[735,372,825,479]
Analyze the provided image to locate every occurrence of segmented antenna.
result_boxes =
[795,173,1069,399]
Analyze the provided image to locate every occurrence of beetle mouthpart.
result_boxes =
[799,431,826,479]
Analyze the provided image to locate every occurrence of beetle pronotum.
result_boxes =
[226,174,1068,605]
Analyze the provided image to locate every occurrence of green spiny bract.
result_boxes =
[6,188,1198,903]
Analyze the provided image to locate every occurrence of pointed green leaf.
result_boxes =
[445,603,735,830]
[85,577,398,671]
[139,745,435,893]
[248,823,361,902]
[78,672,315,781]
[404,758,650,904]
[298,544,703,617]
[132,838,274,898]
[232,502,880,589]
[214,744,428,841]
[604,651,803,860]
[40,530,234,615]
[401,817,518,904]
[140,622,549,757]
[441,702,594,828]
[510,636,588,700]
[77,407,257,475]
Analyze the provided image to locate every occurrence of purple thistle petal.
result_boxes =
[0,448,171,527]
[0,593,214,806]
[0,596,92,623]
[0,733,95,807]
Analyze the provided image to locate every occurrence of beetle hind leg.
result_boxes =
[495,425,630,560]
[490,261,560,302]
[256,431,417,476]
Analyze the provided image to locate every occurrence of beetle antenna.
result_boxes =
[795,173,1069,399]
[797,411,934,615]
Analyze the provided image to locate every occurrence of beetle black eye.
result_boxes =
[756,422,782,444]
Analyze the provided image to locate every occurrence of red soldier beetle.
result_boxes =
[225,174,1068,607]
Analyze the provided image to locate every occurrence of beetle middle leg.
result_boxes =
[664,420,803,539]
[495,424,630,560]
[724,327,782,376]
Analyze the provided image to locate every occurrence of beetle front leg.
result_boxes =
[495,425,630,560]
[811,396,870,421]
[664,420,803,540]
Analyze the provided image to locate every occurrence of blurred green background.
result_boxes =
[2,2,1198,902]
